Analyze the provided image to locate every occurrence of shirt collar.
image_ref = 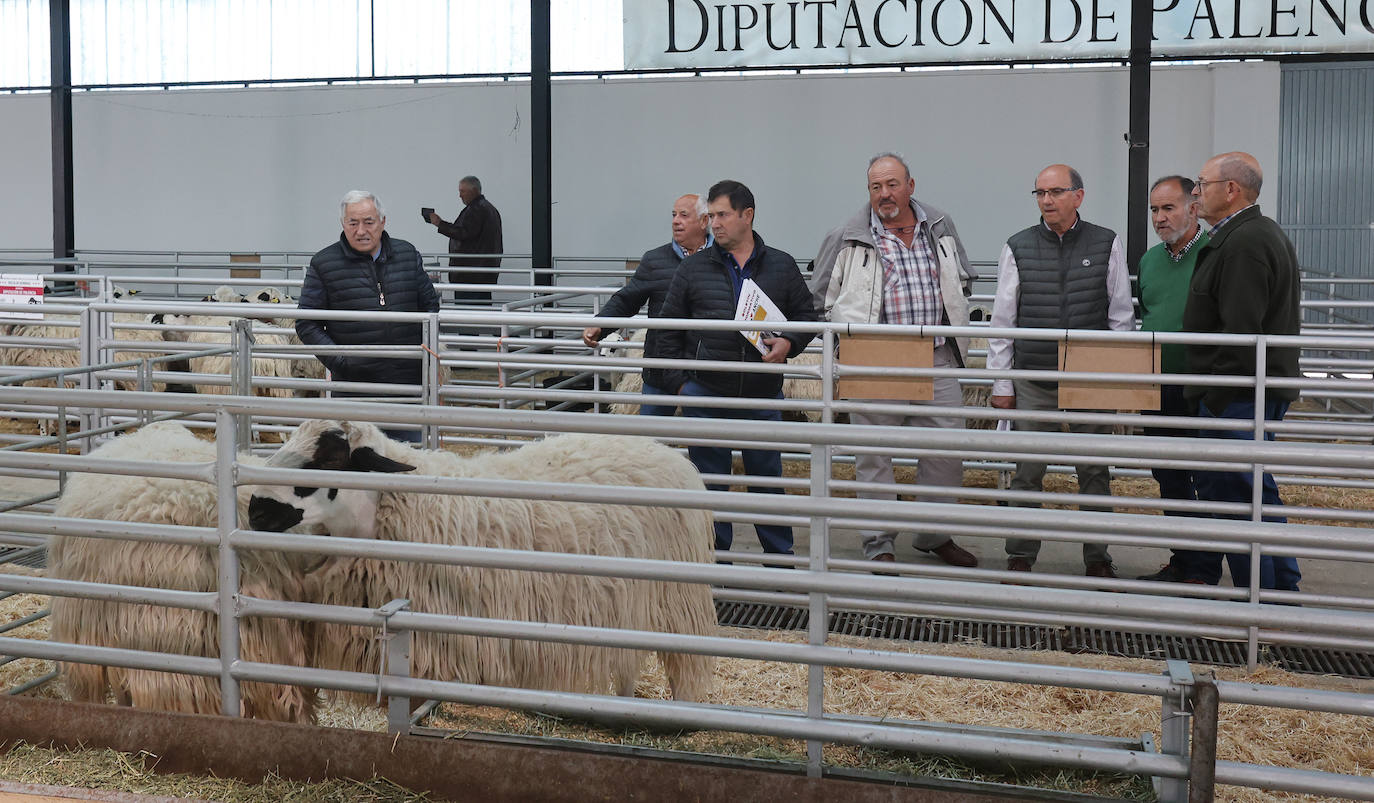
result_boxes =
[1042,215,1080,238]
[1166,225,1205,262]
[869,200,927,239]
[1208,203,1257,237]
[672,233,714,260]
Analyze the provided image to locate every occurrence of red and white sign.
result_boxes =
[0,274,44,320]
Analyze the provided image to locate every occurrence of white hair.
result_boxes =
[339,190,386,223]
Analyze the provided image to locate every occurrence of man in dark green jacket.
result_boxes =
[1176,152,1301,591]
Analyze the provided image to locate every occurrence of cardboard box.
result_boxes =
[1057,340,1161,411]
[837,333,934,401]
[230,253,261,280]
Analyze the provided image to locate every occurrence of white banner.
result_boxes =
[0,274,44,320]
[625,0,1374,69]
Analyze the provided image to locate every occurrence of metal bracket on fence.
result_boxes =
[374,597,412,735]
[1156,659,1195,803]
[230,320,255,451]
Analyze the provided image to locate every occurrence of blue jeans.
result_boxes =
[680,380,793,554]
[332,391,422,444]
[639,382,678,418]
[1174,398,1301,591]
[384,427,423,443]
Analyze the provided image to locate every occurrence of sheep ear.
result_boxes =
[311,429,353,472]
[349,447,416,473]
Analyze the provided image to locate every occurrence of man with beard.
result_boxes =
[810,153,979,569]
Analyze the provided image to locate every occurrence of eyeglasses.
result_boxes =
[1194,176,1229,191]
[1030,187,1080,199]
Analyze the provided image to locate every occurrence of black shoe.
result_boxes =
[1137,563,1184,582]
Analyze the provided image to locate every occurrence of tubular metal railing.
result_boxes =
[0,302,1372,799]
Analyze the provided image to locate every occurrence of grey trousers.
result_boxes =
[1003,378,1113,567]
[849,343,964,559]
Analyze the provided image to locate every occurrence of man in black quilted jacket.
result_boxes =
[298,190,441,441]
[659,180,817,555]
[581,193,711,416]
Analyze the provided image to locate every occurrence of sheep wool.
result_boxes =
[282,420,718,704]
[48,421,317,722]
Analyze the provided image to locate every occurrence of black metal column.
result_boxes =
[50,0,75,261]
[1125,0,1152,274]
[530,0,552,287]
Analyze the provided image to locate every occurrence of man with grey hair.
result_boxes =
[1171,151,1301,591]
[582,193,712,416]
[810,152,979,569]
[987,163,1134,578]
[1135,175,1208,581]
[298,190,440,442]
[427,175,503,303]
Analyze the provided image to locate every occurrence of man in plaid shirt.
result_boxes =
[811,153,979,569]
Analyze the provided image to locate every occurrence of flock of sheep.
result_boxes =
[15,283,986,722]
[0,286,323,420]
[48,419,718,721]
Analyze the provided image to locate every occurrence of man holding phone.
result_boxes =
[425,176,503,303]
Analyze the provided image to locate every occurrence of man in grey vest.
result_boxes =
[987,164,1134,578]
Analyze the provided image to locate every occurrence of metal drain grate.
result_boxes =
[716,600,1374,679]
[0,546,45,569]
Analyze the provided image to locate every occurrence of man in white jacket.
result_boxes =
[810,153,978,569]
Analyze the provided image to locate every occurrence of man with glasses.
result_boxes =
[810,153,979,569]
[298,190,441,442]
[987,164,1134,578]
[1172,151,1301,591]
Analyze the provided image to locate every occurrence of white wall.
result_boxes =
[0,62,1280,267]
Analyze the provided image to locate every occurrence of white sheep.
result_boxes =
[154,286,315,398]
[247,419,717,704]
[47,421,318,722]
[0,291,187,433]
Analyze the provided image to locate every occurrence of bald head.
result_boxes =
[1195,151,1263,224]
[1211,152,1263,202]
[1033,163,1086,235]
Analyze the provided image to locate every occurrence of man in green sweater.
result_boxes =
[1135,176,1208,582]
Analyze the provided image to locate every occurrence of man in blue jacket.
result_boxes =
[659,180,817,555]
[298,190,441,442]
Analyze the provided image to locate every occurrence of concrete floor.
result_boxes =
[717,522,1369,601]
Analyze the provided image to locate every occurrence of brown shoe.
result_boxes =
[1006,557,1032,572]
[921,539,978,568]
[869,553,898,576]
[1085,561,1118,579]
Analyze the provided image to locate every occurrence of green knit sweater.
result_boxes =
[1137,230,1208,374]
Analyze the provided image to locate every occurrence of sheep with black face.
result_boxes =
[248,419,717,703]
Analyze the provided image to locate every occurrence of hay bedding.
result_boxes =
[4,561,1372,801]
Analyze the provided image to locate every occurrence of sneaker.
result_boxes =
[1138,563,1185,582]
[1085,561,1118,579]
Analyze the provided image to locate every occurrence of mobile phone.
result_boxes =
[420,207,435,223]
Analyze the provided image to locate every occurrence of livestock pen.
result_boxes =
[0,303,1372,801]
